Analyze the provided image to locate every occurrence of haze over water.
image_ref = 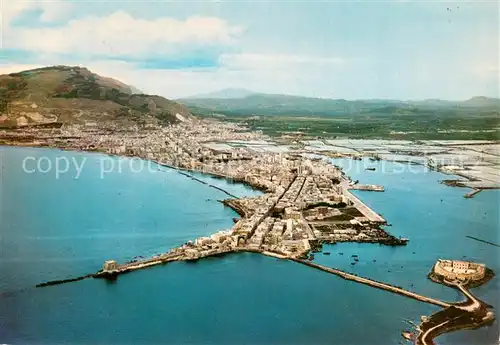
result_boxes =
[0,147,498,345]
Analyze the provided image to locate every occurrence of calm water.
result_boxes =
[0,147,498,344]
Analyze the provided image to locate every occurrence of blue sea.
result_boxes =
[0,147,498,345]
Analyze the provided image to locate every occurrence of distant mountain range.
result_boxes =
[1,66,498,130]
[178,91,500,117]
[186,88,257,99]
[0,66,191,128]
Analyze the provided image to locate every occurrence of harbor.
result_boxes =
[30,137,493,344]
[2,119,497,344]
[35,249,495,345]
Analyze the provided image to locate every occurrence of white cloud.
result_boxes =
[3,0,73,24]
[5,11,243,57]
[0,52,346,99]
[89,54,347,98]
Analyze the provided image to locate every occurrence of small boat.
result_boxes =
[366,167,376,171]
[323,252,331,255]
[401,331,413,341]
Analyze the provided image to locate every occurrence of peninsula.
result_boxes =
[0,67,496,344]
[3,117,495,344]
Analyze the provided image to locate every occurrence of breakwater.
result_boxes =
[173,169,239,198]
[290,259,450,308]
[31,247,495,345]
[291,259,495,345]
[464,188,482,198]
[466,235,500,248]
[415,284,495,345]
[36,274,94,287]
[35,249,448,310]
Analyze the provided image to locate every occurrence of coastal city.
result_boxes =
[1,2,498,344]
[3,118,495,344]
[0,118,408,259]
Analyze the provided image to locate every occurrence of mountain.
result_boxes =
[185,88,256,99]
[0,65,192,128]
[462,96,500,107]
[178,92,500,117]
[179,93,407,116]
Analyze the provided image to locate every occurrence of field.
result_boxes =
[192,112,499,140]
[185,95,500,140]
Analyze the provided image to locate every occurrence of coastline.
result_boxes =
[2,137,497,197]
[2,127,497,344]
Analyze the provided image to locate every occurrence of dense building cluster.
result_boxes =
[0,118,407,266]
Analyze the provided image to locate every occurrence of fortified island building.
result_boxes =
[433,259,486,282]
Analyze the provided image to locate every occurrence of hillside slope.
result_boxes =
[0,66,192,128]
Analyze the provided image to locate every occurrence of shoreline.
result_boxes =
[0,143,267,198]
[314,146,500,197]
[1,128,496,344]
[2,140,498,196]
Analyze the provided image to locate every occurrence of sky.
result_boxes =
[0,0,498,100]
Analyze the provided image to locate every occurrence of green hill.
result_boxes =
[0,66,192,128]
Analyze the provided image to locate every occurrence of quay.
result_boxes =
[349,184,385,192]
[342,188,386,223]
